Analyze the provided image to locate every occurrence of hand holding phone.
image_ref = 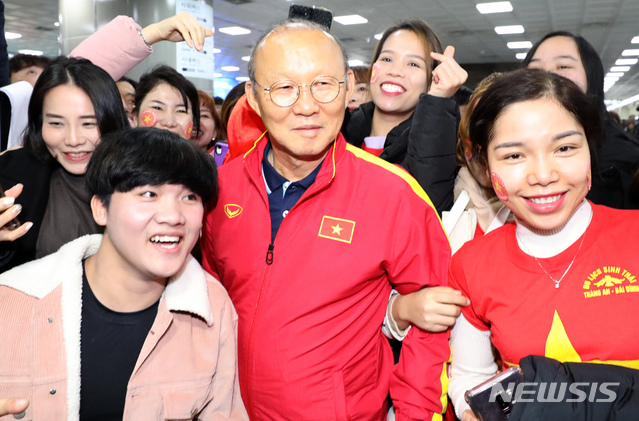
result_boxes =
[465,366,525,421]
[0,184,32,241]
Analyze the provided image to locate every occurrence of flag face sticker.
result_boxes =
[140,110,157,127]
[318,216,355,244]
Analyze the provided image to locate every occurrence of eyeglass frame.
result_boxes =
[252,75,347,108]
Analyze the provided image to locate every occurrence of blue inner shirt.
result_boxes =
[262,141,322,242]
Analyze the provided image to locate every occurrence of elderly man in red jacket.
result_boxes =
[202,19,454,421]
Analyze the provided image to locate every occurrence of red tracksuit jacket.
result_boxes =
[202,133,451,420]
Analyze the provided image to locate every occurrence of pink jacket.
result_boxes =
[0,235,248,421]
[70,15,152,81]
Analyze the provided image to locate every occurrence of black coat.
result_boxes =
[588,118,639,209]
[0,147,53,272]
[344,94,459,215]
[510,355,639,421]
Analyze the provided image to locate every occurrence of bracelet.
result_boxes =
[137,28,151,48]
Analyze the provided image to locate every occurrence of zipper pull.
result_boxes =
[266,243,274,265]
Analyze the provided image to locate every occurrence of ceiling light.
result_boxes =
[221,66,240,72]
[515,52,527,59]
[611,66,630,72]
[212,48,221,53]
[632,36,639,44]
[495,25,524,35]
[18,49,43,55]
[5,32,22,40]
[236,76,250,82]
[54,22,60,27]
[616,58,638,65]
[476,1,513,14]
[374,33,383,40]
[218,26,251,36]
[606,72,624,78]
[348,59,364,66]
[241,56,250,62]
[606,93,639,111]
[604,76,620,82]
[333,15,368,25]
[507,41,532,49]
[213,73,222,78]
[621,49,639,56]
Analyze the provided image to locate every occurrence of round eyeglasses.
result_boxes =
[254,76,346,107]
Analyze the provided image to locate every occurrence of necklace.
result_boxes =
[516,229,587,289]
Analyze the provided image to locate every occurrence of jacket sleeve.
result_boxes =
[387,188,452,421]
[401,94,459,215]
[200,286,249,420]
[69,16,152,81]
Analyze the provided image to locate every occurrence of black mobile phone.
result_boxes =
[465,366,525,421]
[288,4,333,31]
[0,186,21,231]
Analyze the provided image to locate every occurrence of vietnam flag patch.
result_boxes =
[318,216,355,244]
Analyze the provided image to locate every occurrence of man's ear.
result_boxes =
[343,69,355,108]
[245,81,262,118]
[91,195,108,227]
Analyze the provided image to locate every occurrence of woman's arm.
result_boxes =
[70,12,212,81]
[449,313,498,420]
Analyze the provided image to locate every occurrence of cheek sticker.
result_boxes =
[185,121,194,139]
[370,63,380,84]
[140,110,157,127]
[587,163,592,190]
[491,172,509,201]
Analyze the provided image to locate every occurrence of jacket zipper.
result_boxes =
[242,145,336,417]
[265,243,274,265]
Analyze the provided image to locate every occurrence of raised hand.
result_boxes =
[429,46,468,98]
[141,11,213,51]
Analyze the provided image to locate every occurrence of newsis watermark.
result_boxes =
[489,382,619,404]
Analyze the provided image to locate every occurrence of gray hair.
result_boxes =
[247,19,350,93]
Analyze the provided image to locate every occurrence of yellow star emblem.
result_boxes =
[144,115,151,123]
[544,310,639,369]
[331,224,343,235]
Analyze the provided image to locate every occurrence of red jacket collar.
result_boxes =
[242,131,347,191]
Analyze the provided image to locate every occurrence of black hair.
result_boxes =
[220,81,246,132]
[468,69,604,169]
[134,65,200,135]
[453,85,473,107]
[24,56,129,166]
[9,53,51,74]
[521,31,605,114]
[86,127,218,207]
[117,76,138,90]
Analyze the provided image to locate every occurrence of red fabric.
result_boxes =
[202,133,451,420]
[450,203,639,368]
[223,94,265,164]
[362,143,383,157]
[474,222,485,238]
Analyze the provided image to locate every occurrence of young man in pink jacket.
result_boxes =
[0,128,247,420]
